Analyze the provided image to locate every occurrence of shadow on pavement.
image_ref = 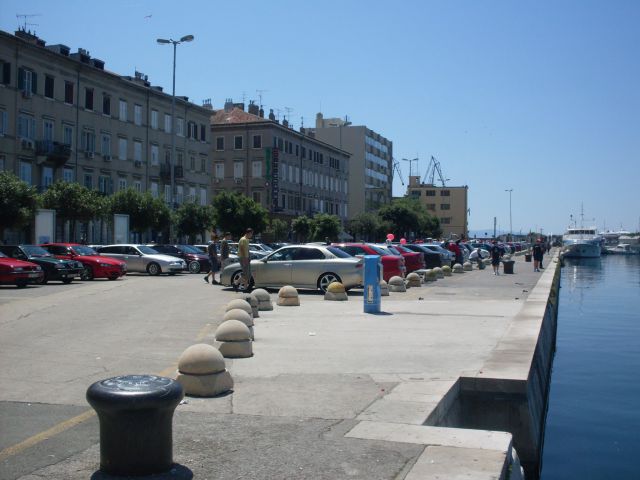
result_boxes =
[91,463,193,479]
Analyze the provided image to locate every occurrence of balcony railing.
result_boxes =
[160,164,184,180]
[36,140,72,166]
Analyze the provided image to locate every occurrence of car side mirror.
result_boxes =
[261,258,268,263]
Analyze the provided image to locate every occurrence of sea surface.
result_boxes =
[540,255,640,479]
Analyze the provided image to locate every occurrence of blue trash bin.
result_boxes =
[363,255,381,314]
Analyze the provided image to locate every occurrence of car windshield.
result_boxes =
[0,252,7,258]
[326,246,352,258]
[72,245,98,255]
[178,245,202,254]
[386,246,401,255]
[22,245,52,257]
[137,245,159,254]
[367,245,389,256]
[394,245,411,253]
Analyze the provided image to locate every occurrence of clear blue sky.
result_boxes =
[2,1,639,235]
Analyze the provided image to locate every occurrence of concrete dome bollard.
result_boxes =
[252,288,273,311]
[379,280,390,296]
[225,299,254,318]
[175,344,233,397]
[215,320,253,358]
[277,285,300,306]
[223,308,254,340]
[324,281,348,301]
[388,276,406,293]
[452,263,464,273]
[463,261,473,271]
[241,293,260,318]
[406,272,422,288]
[442,265,452,276]
[432,267,444,279]
[423,269,437,282]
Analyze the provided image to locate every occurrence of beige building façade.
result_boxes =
[407,176,468,238]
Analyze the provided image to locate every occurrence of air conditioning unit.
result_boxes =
[21,89,32,99]
[21,139,35,150]
[134,160,142,168]
[234,178,243,184]
[85,151,94,159]
[103,155,111,162]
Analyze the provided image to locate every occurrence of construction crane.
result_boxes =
[423,155,448,186]
[392,159,405,186]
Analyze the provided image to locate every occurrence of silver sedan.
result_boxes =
[220,244,363,292]
[96,244,186,275]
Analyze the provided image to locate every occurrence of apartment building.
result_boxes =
[211,101,350,221]
[307,113,393,218]
[0,29,211,208]
[406,176,469,238]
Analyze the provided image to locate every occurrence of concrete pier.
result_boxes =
[0,250,559,479]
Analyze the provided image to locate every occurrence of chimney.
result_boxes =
[316,112,323,128]
[282,117,289,128]
[91,58,105,70]
[224,98,234,112]
[202,99,213,110]
[259,107,264,118]
[248,100,259,116]
[268,109,276,121]
[15,29,45,46]
[70,48,91,64]
[300,126,306,134]
[46,44,70,56]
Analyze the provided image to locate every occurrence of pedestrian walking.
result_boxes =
[532,239,544,272]
[203,234,220,284]
[490,240,502,275]
[235,228,253,291]
[220,232,231,269]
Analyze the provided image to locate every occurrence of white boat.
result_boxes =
[562,227,602,258]
[605,244,635,255]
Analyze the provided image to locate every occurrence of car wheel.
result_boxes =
[62,278,73,284]
[108,275,118,281]
[318,272,341,293]
[188,261,201,273]
[80,266,94,281]
[37,272,48,285]
[147,262,161,276]
[231,270,253,292]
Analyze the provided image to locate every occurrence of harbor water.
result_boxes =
[540,255,640,479]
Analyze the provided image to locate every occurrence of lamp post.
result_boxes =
[156,34,194,242]
[505,188,513,241]
[402,157,419,183]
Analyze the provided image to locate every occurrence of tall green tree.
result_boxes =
[175,203,215,243]
[40,181,103,240]
[348,212,381,242]
[378,201,419,240]
[0,172,38,239]
[109,189,170,234]
[310,213,341,242]
[268,218,289,242]
[211,191,268,237]
[291,215,312,242]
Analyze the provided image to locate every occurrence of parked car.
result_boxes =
[374,244,424,273]
[0,252,44,287]
[421,243,455,264]
[96,244,186,275]
[401,244,442,268]
[147,244,211,273]
[0,245,83,284]
[331,243,404,281]
[41,243,127,281]
[220,244,363,293]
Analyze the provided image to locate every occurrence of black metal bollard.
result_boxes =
[86,375,184,476]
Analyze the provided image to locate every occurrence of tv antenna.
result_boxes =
[17,13,41,31]
[284,107,294,126]
[423,155,449,186]
[256,89,268,108]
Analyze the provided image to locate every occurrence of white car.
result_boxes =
[96,244,186,275]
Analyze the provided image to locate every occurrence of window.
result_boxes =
[441,217,452,225]
[101,134,111,156]
[150,182,158,198]
[200,187,207,206]
[214,163,224,179]
[0,109,7,135]
[164,113,171,133]
[234,161,243,178]
[42,119,54,142]
[176,185,183,204]
[118,178,127,191]
[1,60,11,85]
[42,167,54,189]
[189,155,195,171]
[234,135,243,149]
[18,68,36,94]
[200,124,206,141]
[440,203,450,210]
[151,110,158,129]
[252,135,262,149]
[252,160,262,178]
[119,100,127,121]
[252,191,262,204]
[63,167,74,183]
[216,137,224,150]
[102,94,111,115]
[134,141,142,162]
[19,161,32,184]
[426,203,436,211]
[188,186,196,202]
[44,75,54,99]
[164,185,171,203]
[176,118,184,136]
[151,144,159,166]
[177,151,183,167]
[82,130,96,152]
[63,124,73,147]
[134,104,142,126]
[85,88,94,110]
[18,114,36,139]
[134,181,142,193]
[200,156,206,173]
[440,190,450,196]
[118,138,127,160]
[426,190,436,197]
[98,175,111,194]
[64,81,74,104]
[84,173,93,189]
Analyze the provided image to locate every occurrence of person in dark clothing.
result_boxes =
[490,241,502,275]
[203,233,220,284]
[532,239,544,272]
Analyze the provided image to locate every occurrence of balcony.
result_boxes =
[160,164,184,180]
[35,140,72,167]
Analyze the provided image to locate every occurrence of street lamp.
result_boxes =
[402,157,419,182]
[505,188,513,240]
[157,34,194,242]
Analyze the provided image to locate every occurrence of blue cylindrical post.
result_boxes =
[363,255,381,313]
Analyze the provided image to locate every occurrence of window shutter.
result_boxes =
[18,68,25,90]
[2,62,10,85]
[31,72,37,94]
[30,118,36,138]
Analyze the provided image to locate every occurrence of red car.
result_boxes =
[331,243,405,281]
[41,243,127,281]
[376,244,425,273]
[0,252,44,287]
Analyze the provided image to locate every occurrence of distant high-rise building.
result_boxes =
[308,113,392,218]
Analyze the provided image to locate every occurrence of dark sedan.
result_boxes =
[401,244,443,268]
[148,244,211,273]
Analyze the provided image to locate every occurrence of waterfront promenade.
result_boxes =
[0,252,558,479]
